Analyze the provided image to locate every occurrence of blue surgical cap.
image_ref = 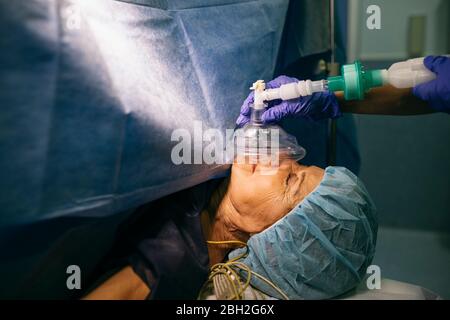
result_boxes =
[229,166,377,300]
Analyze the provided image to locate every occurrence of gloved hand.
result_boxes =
[236,75,341,127]
[413,55,450,113]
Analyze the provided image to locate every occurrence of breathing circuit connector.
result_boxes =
[252,79,328,108]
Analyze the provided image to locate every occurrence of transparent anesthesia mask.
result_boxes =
[228,105,306,165]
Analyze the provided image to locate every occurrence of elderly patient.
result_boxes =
[84,160,377,300]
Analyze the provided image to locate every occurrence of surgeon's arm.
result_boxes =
[83,266,149,300]
[336,85,434,115]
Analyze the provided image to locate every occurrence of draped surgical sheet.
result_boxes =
[0,0,359,298]
[0,0,288,225]
[0,0,289,297]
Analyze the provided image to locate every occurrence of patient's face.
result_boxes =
[227,160,324,234]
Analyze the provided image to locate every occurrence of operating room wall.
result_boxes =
[355,110,450,232]
[344,0,450,232]
[347,0,448,61]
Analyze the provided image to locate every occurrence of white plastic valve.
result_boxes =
[250,79,327,108]
[250,80,267,109]
[380,57,437,89]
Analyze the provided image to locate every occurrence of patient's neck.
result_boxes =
[201,179,249,266]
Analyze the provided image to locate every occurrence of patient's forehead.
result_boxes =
[233,159,301,173]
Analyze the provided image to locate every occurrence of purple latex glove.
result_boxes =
[236,75,341,127]
[413,56,450,113]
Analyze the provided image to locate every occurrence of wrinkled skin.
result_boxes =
[85,159,326,299]
[225,160,324,234]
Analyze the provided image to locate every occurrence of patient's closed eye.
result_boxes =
[286,173,298,187]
